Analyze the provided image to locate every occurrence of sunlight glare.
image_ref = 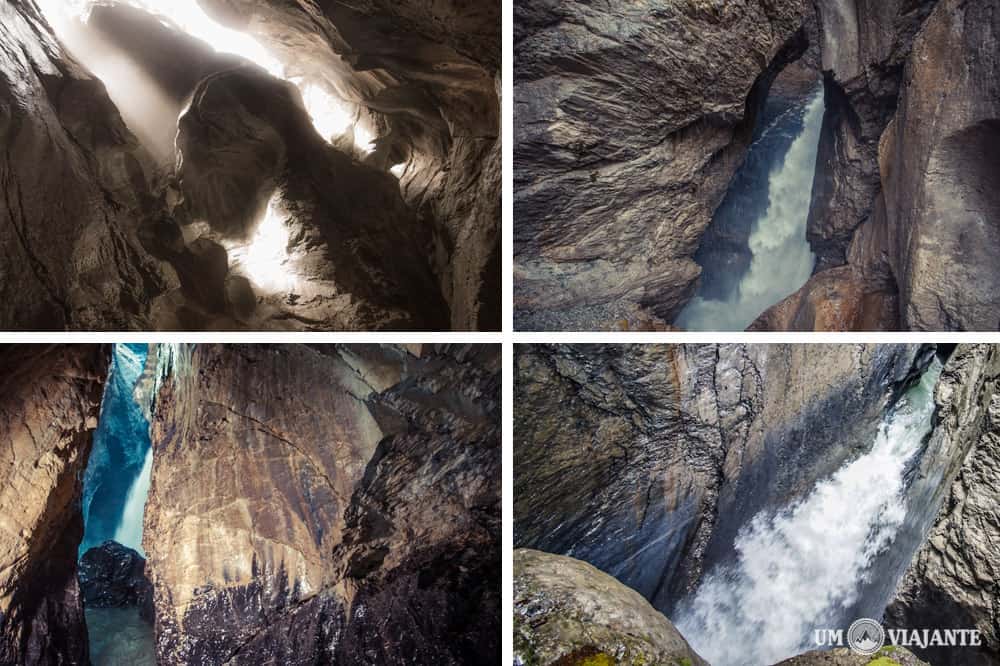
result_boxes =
[225,193,296,293]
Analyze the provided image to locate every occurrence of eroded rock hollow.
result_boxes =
[0,343,500,665]
[1,0,499,331]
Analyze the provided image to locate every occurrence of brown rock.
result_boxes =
[0,345,109,664]
[145,344,499,664]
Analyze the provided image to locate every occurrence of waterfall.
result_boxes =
[674,358,943,666]
[677,87,824,331]
[112,445,153,556]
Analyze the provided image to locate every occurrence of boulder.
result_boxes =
[78,541,154,620]
[513,548,707,666]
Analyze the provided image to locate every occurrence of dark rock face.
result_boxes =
[513,549,707,666]
[513,1,813,330]
[775,646,929,665]
[761,0,1000,331]
[887,348,1000,665]
[514,343,926,614]
[145,344,499,664]
[0,1,168,330]
[78,541,154,620]
[0,345,109,665]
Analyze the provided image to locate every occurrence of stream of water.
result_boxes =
[674,357,943,665]
[676,87,824,331]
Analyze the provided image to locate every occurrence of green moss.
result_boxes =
[675,658,693,666]
[866,657,901,666]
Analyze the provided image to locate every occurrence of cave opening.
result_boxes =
[20,0,498,331]
[675,77,825,331]
[78,343,157,666]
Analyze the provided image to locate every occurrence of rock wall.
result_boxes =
[0,345,109,664]
[760,0,1000,331]
[514,343,925,613]
[145,344,499,664]
[887,346,1000,665]
[0,1,167,330]
[513,0,813,330]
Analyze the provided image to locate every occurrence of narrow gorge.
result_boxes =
[514,0,1000,331]
[0,343,500,664]
[0,0,499,331]
[514,343,1000,665]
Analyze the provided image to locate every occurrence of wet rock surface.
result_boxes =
[886,348,1000,665]
[513,548,707,666]
[0,345,109,665]
[145,344,499,664]
[78,540,154,620]
[513,0,813,330]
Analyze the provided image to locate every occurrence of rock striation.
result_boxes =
[886,347,1000,665]
[145,344,499,664]
[0,345,109,665]
[513,0,814,330]
[514,548,707,666]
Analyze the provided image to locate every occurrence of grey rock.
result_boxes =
[514,0,813,330]
[513,548,707,666]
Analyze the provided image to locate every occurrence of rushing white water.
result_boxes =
[112,446,153,557]
[677,89,825,330]
[675,358,943,666]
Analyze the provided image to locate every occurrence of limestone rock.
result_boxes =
[175,66,449,330]
[0,1,168,330]
[197,0,500,330]
[513,0,812,329]
[513,548,707,666]
[0,345,109,664]
[886,349,1000,665]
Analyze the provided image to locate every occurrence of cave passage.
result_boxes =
[675,85,824,331]
[80,343,156,666]
[672,356,945,665]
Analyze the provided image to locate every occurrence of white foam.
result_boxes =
[675,359,942,665]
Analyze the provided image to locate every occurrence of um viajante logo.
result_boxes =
[847,618,885,655]
[814,618,983,655]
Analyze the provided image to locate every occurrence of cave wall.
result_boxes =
[759,0,1000,331]
[0,1,167,330]
[0,345,109,665]
[196,0,501,331]
[514,343,929,614]
[513,1,813,330]
[145,343,499,664]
